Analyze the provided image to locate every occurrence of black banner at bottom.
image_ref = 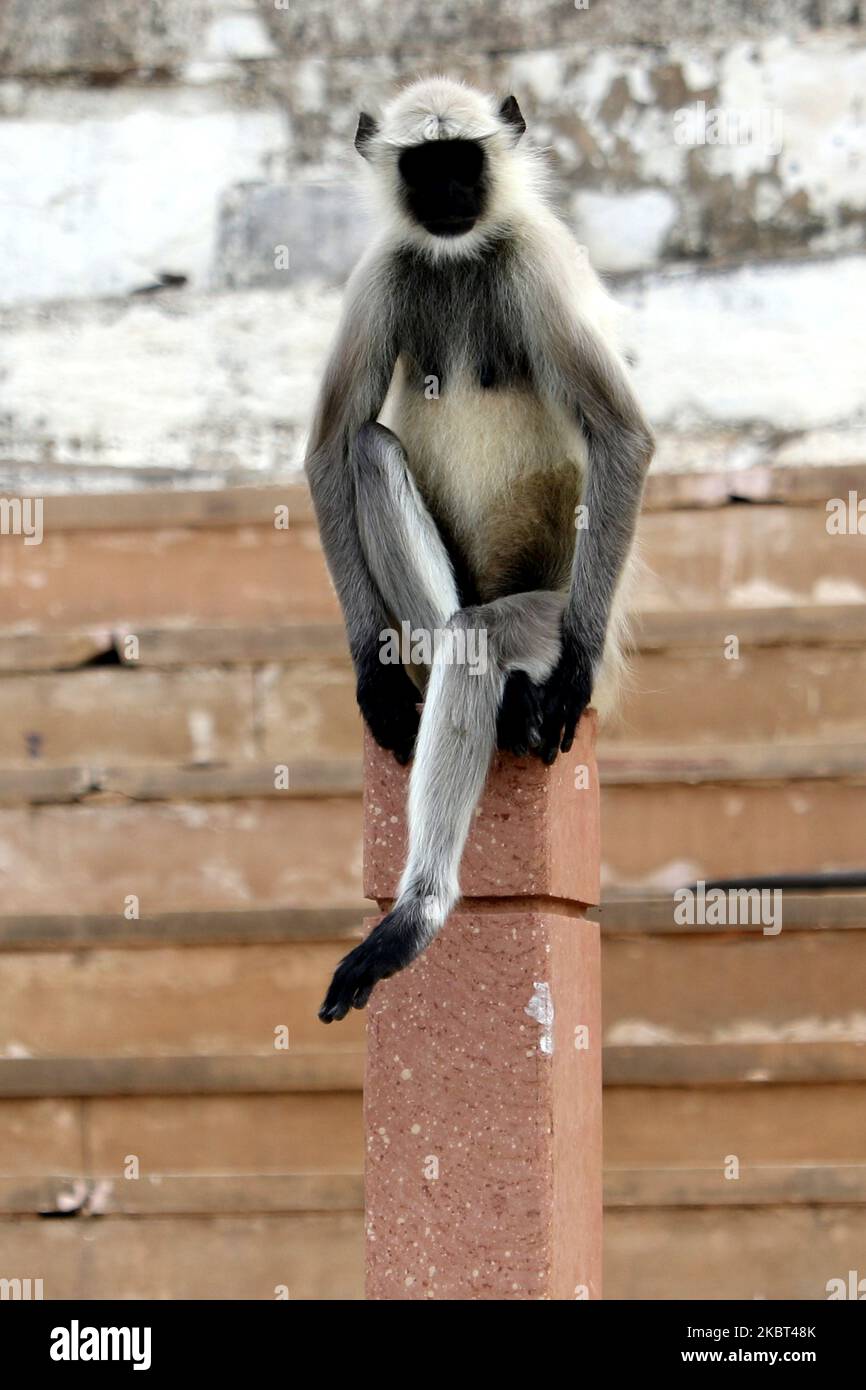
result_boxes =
[0,1297,860,1375]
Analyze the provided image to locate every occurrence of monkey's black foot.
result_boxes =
[318,904,426,1023]
[496,670,543,757]
[356,663,421,765]
[537,641,594,764]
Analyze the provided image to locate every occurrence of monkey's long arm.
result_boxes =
[305,261,420,762]
[536,290,654,761]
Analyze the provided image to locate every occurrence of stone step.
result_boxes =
[1,1042,863,1100]
[8,1083,864,1197]
[1,632,864,764]
[0,930,861,1060]
[1,1204,863,1299]
[0,776,863,912]
[2,1165,863,1219]
[3,468,865,633]
[1,892,861,951]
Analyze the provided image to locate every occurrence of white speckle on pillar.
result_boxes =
[525,981,555,1055]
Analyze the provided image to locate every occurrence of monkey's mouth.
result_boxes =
[422,215,478,237]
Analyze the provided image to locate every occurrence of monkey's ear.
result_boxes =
[354,111,378,159]
[498,95,526,142]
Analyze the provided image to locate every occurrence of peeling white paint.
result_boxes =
[608,1013,866,1046]
[85,1178,114,1215]
[187,708,216,764]
[8,254,855,484]
[55,1179,89,1213]
[601,859,704,894]
[776,429,866,468]
[727,579,806,608]
[0,285,330,474]
[0,91,286,306]
[813,579,866,605]
[572,187,678,271]
[202,11,277,62]
[506,50,567,105]
[621,256,866,432]
[719,36,866,209]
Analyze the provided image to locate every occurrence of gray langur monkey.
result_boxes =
[308,78,654,1023]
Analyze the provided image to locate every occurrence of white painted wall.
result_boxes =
[0,90,286,305]
[2,256,863,485]
[0,1,863,487]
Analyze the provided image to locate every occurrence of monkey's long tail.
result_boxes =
[318,620,505,1022]
[392,590,564,955]
[398,624,506,936]
[318,592,565,1022]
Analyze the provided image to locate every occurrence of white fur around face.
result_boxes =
[360,75,551,262]
[381,77,501,147]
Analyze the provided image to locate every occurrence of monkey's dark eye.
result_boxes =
[398,139,487,237]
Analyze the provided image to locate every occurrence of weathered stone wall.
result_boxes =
[0,0,863,489]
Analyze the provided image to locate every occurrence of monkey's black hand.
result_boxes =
[537,637,594,764]
[356,661,421,765]
[497,670,544,757]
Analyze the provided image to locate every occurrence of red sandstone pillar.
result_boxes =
[363,712,602,1300]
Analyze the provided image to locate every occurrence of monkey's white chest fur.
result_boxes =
[383,364,587,592]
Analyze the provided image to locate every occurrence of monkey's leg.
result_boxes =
[319,589,565,1022]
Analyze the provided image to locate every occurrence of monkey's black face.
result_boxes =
[398,139,487,237]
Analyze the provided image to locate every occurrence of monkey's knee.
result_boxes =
[352,422,409,491]
[353,423,460,646]
[446,593,564,679]
[351,422,424,552]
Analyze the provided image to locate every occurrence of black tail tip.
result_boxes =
[317,902,430,1023]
